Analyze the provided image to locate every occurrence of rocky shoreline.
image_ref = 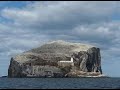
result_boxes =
[8,40,104,78]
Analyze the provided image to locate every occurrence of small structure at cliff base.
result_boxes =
[8,40,104,78]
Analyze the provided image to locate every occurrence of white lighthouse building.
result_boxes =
[58,56,74,67]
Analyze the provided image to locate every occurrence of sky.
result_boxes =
[0,1,120,77]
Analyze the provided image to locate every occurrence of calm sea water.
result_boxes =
[0,77,120,89]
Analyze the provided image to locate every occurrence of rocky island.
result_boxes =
[8,40,105,78]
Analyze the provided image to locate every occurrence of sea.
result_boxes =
[0,77,120,89]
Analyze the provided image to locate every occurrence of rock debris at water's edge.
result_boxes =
[8,40,104,78]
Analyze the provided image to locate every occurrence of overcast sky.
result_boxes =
[0,1,120,77]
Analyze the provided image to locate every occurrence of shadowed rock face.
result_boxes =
[8,40,103,78]
[73,47,102,74]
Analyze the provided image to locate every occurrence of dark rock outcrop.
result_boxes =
[8,40,103,78]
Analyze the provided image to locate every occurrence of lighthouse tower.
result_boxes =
[71,57,73,62]
[71,56,74,66]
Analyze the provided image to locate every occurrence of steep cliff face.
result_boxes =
[8,40,103,78]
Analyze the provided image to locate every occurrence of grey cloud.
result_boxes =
[1,1,117,29]
[45,22,119,50]
[0,23,50,58]
[1,1,120,57]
